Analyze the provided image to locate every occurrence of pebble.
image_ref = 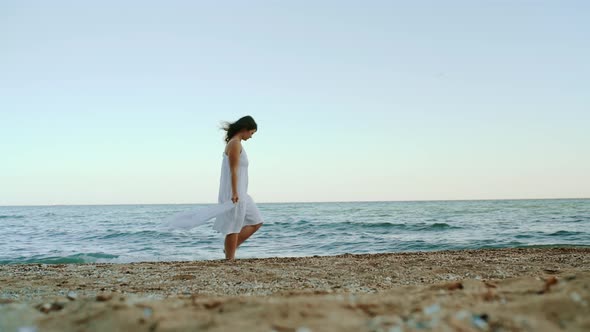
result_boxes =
[67,291,77,301]
[471,315,489,330]
[366,317,383,330]
[96,294,113,302]
[37,302,64,314]
[446,282,463,290]
[542,276,558,293]
[17,327,38,332]
[295,327,312,332]
[570,292,587,306]
[423,303,440,316]
[454,310,470,320]
[143,307,153,318]
[39,303,52,313]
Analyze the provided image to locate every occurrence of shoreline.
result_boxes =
[1,247,589,331]
[2,245,589,266]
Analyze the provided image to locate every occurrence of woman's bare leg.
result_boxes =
[224,223,262,260]
[237,223,263,247]
[224,233,238,260]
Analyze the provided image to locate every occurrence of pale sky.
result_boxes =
[1,1,589,205]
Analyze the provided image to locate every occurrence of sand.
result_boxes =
[1,247,589,331]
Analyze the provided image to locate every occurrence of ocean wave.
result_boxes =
[338,221,461,231]
[548,230,586,237]
[0,215,25,219]
[270,219,312,226]
[422,222,458,230]
[96,230,166,240]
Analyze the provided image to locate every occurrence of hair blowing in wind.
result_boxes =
[220,116,258,143]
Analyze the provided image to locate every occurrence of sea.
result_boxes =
[1,199,589,264]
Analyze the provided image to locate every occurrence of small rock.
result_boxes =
[52,302,65,311]
[570,292,582,302]
[483,281,497,289]
[483,289,498,302]
[271,324,296,332]
[203,300,223,309]
[423,303,441,315]
[446,282,463,291]
[37,302,63,314]
[96,293,113,302]
[172,274,195,280]
[367,317,382,330]
[455,310,470,320]
[144,307,153,318]
[67,291,77,301]
[471,315,489,330]
[570,292,587,306]
[541,276,558,293]
[388,326,403,332]
[296,327,312,332]
[39,303,52,313]
[17,327,38,332]
[414,321,430,329]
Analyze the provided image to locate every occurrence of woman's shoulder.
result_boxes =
[225,139,242,155]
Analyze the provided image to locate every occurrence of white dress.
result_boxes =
[163,147,263,232]
[213,147,264,235]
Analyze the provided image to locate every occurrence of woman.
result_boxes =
[213,115,264,260]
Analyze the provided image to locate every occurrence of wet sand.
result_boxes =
[1,247,589,331]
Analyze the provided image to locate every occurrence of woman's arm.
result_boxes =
[227,139,241,203]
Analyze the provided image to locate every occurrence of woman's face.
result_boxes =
[243,129,256,140]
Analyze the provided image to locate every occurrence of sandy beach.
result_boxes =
[1,247,589,331]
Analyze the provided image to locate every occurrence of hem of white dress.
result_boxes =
[213,220,264,236]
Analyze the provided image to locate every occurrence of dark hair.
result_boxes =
[221,115,258,143]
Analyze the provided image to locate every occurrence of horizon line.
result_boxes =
[1,196,588,208]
